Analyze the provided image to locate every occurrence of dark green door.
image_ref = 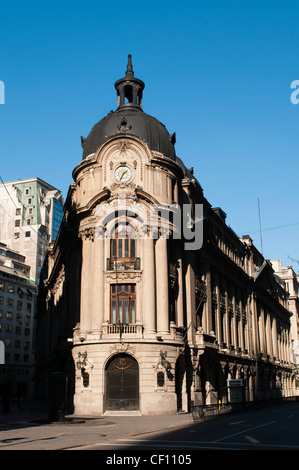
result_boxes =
[106,354,139,410]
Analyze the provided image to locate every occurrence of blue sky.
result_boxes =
[0,0,298,269]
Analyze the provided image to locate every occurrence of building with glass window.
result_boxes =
[35,56,296,418]
[0,177,64,284]
[0,243,36,400]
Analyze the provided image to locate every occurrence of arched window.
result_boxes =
[124,84,133,104]
[111,224,136,261]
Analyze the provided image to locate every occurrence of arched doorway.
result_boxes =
[105,354,139,411]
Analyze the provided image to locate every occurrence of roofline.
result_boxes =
[1,177,61,192]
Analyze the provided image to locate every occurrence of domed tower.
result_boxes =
[70,55,191,416]
[80,54,176,161]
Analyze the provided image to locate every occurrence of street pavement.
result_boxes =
[0,401,194,450]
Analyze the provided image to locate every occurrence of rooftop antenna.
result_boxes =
[258,197,263,255]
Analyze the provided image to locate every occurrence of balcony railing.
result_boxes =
[106,258,141,271]
[102,322,143,338]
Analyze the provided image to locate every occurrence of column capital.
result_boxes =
[78,227,95,241]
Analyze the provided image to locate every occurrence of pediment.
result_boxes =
[253,261,277,298]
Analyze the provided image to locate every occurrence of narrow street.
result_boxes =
[1,401,297,453]
[69,402,299,451]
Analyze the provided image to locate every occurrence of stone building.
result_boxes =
[271,259,299,368]
[0,177,64,284]
[35,56,296,417]
[0,243,36,399]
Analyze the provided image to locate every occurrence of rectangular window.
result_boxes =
[111,300,117,324]
[112,239,116,258]
[125,239,129,258]
[110,284,136,324]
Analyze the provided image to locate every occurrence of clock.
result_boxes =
[114,165,132,182]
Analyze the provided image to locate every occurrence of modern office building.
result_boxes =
[0,177,64,402]
[0,177,64,284]
[0,243,36,400]
[35,56,296,417]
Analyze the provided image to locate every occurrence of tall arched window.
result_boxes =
[111,224,136,263]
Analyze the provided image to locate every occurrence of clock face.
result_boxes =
[114,165,132,182]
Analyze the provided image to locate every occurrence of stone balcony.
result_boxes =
[194,327,218,349]
[102,322,143,339]
[106,258,141,271]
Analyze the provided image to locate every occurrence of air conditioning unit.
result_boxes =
[227,379,244,388]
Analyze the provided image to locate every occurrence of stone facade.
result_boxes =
[0,243,36,399]
[35,57,296,417]
[271,259,299,368]
[0,177,64,284]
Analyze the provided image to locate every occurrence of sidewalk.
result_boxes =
[0,401,194,450]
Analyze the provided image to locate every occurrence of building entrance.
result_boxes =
[105,354,139,410]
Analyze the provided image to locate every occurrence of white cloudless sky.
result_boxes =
[0,0,298,268]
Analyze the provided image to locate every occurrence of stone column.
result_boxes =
[266,311,273,357]
[251,295,259,354]
[259,305,266,354]
[205,268,212,334]
[184,252,195,341]
[142,237,156,336]
[79,229,94,334]
[91,235,105,336]
[216,284,222,344]
[177,246,184,328]
[272,316,279,360]
[155,236,169,335]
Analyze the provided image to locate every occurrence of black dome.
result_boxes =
[82,107,176,160]
[81,55,176,160]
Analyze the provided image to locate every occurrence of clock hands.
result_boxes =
[115,166,131,182]
[119,169,127,181]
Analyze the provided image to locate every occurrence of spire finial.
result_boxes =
[126,54,134,78]
[114,55,145,109]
